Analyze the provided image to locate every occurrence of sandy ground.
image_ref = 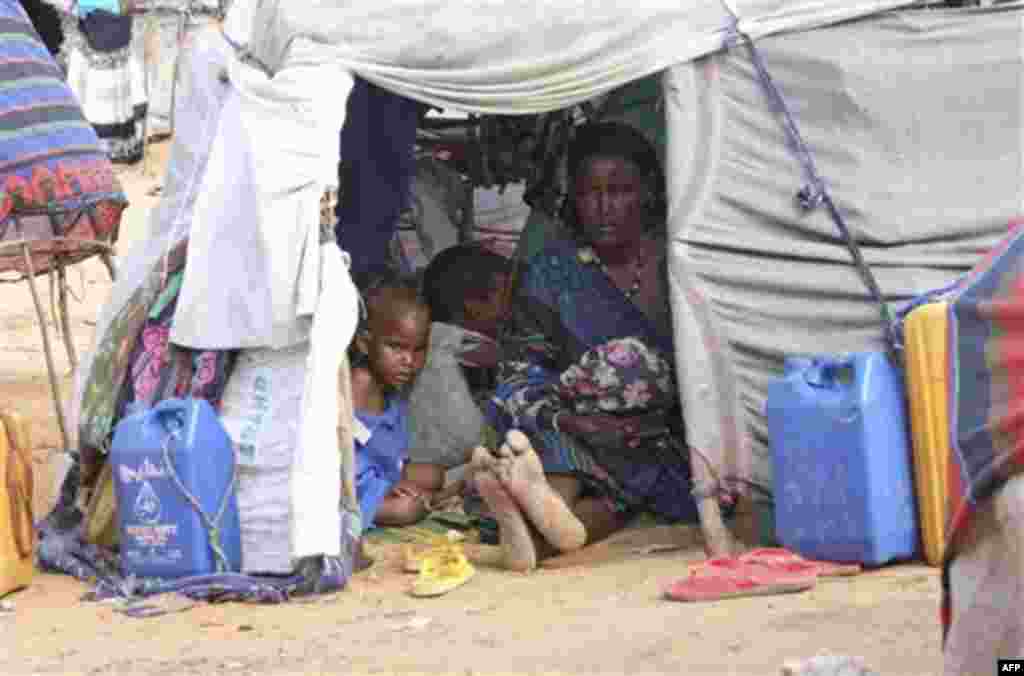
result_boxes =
[1,143,943,675]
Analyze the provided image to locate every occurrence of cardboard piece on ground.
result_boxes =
[541,524,704,569]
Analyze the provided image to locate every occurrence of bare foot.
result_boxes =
[474,470,537,572]
[494,430,587,553]
[470,445,498,473]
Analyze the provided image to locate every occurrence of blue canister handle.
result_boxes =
[801,356,855,389]
[151,398,190,438]
[783,357,814,377]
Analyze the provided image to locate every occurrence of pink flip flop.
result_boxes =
[663,569,816,602]
[738,548,862,578]
[663,556,817,603]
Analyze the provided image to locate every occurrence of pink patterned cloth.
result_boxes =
[118,273,235,419]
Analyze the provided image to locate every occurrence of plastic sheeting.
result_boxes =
[665,6,1021,490]
[221,0,911,114]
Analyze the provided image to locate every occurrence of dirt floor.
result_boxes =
[2,143,943,675]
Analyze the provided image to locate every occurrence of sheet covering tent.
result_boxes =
[222,0,911,113]
[664,6,1020,491]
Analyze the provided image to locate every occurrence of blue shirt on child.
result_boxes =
[354,396,410,530]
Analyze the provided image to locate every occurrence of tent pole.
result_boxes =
[22,244,71,452]
[690,451,737,558]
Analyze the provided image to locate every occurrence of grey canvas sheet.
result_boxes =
[665,6,1021,490]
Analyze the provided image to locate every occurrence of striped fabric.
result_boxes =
[942,218,1024,643]
[0,0,124,276]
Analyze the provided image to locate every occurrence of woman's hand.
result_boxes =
[559,411,669,449]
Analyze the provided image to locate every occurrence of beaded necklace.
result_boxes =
[577,245,647,299]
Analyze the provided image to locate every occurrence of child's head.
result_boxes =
[353,273,431,391]
[422,243,513,336]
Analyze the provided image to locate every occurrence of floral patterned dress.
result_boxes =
[487,238,699,523]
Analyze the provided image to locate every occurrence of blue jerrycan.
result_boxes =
[110,398,242,578]
[766,353,919,566]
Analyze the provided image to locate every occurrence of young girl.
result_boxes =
[401,243,515,504]
[350,274,432,544]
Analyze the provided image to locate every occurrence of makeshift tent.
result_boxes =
[74,0,1022,582]
[219,0,1018,553]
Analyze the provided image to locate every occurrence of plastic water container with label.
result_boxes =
[767,353,919,566]
[110,398,242,578]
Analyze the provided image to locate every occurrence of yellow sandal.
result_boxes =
[403,530,466,574]
[409,541,476,597]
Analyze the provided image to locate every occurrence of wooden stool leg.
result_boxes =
[22,245,71,451]
[57,263,78,371]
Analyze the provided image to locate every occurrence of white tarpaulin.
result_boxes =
[221,0,911,114]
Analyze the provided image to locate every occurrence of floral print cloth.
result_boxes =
[558,337,676,416]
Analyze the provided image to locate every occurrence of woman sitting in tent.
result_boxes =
[472,121,700,570]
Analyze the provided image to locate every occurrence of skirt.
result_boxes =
[63,13,148,164]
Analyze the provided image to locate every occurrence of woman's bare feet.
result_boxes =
[493,431,587,553]
[470,446,537,572]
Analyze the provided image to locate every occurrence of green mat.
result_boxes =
[363,511,480,545]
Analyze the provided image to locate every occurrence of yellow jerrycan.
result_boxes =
[903,302,950,567]
[0,410,34,596]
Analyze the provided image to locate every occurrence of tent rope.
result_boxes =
[721,13,902,361]
[161,423,237,573]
